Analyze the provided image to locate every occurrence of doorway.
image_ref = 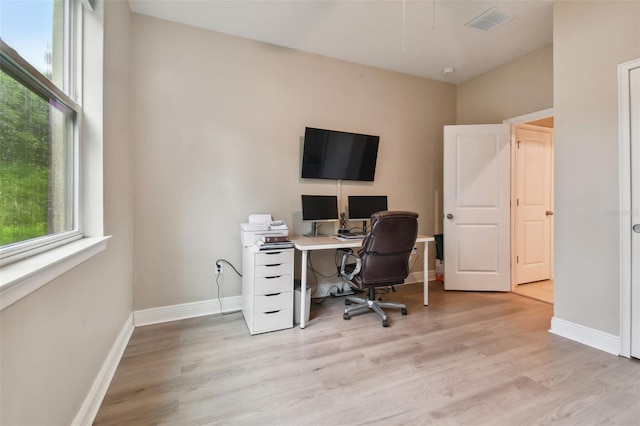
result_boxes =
[506,111,554,304]
[619,58,639,359]
[442,110,555,299]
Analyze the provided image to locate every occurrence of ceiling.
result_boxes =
[128,0,553,85]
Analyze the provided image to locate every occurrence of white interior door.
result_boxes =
[514,125,553,284]
[630,65,640,359]
[443,124,511,291]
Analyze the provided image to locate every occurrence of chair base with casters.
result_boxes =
[342,287,408,327]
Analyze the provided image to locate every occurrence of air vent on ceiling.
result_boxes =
[466,7,514,31]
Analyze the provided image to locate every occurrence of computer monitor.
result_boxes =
[301,195,339,236]
[348,195,388,233]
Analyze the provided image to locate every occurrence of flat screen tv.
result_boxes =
[301,127,380,181]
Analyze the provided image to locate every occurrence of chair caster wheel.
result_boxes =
[382,319,389,327]
[345,300,351,305]
[343,313,350,320]
[401,308,408,315]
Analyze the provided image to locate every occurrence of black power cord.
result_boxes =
[214,258,242,315]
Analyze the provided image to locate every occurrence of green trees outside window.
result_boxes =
[1,0,80,257]
[0,65,74,248]
[0,69,52,246]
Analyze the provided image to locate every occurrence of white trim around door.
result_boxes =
[619,57,640,359]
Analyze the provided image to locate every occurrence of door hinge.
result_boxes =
[517,140,521,149]
[517,198,520,206]
[517,256,519,263]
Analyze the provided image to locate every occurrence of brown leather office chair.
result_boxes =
[339,211,419,327]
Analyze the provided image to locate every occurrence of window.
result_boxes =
[0,0,81,263]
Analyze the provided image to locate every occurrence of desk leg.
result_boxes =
[300,250,308,328]
[423,241,429,306]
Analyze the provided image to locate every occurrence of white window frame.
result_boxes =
[0,0,108,310]
[0,39,83,264]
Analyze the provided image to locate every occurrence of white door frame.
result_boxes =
[512,124,554,285]
[619,58,640,359]
[504,108,555,291]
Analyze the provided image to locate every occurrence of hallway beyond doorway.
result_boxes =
[513,280,553,304]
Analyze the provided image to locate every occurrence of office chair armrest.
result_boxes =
[339,251,361,281]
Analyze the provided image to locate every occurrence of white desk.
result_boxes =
[290,235,435,328]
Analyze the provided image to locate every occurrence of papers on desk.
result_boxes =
[333,234,365,241]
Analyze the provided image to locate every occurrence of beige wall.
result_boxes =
[131,15,457,310]
[7,2,638,422]
[0,1,133,424]
[553,1,640,335]
[457,44,553,124]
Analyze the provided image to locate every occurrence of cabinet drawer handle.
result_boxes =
[265,264,281,267]
[265,251,282,255]
[264,275,282,279]
[265,293,281,297]
[264,310,281,314]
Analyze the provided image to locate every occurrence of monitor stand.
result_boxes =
[362,220,368,234]
[304,222,326,237]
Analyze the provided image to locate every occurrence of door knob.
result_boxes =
[546,211,554,216]
[446,213,454,220]
[633,224,640,233]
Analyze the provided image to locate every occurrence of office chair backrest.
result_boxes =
[356,211,419,287]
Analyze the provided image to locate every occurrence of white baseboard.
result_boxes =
[75,296,242,425]
[405,270,436,284]
[133,296,242,327]
[311,281,350,298]
[73,313,134,426]
[76,276,438,424]
[310,270,435,299]
[550,317,620,356]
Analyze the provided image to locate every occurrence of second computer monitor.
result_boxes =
[348,195,388,221]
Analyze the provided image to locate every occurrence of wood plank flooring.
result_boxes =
[94,282,640,425]
[513,280,554,305]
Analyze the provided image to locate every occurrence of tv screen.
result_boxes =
[348,195,388,220]
[301,127,380,181]
[301,195,339,222]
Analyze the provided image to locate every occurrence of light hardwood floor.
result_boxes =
[95,282,640,425]
[513,280,554,305]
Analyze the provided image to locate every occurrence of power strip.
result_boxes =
[311,281,355,299]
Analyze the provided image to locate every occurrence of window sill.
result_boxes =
[0,236,111,311]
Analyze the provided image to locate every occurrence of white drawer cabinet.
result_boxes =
[242,246,294,335]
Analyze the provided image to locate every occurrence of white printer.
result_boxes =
[240,214,289,247]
